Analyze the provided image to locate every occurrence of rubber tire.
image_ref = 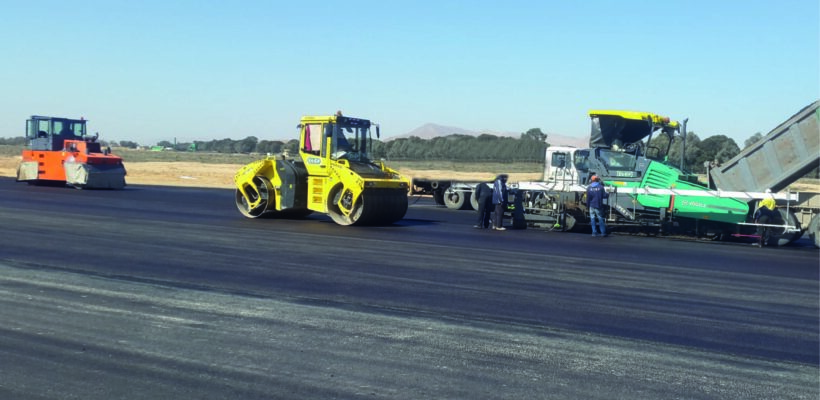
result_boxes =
[432,189,445,206]
[470,190,480,210]
[807,213,820,249]
[563,213,577,231]
[771,208,803,247]
[443,187,472,210]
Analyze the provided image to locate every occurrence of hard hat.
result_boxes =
[760,198,776,210]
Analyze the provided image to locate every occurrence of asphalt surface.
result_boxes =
[0,176,817,399]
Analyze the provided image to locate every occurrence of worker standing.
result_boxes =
[586,175,608,237]
[753,197,779,247]
[473,181,493,229]
[492,174,508,231]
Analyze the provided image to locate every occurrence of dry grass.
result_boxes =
[0,155,541,189]
[124,163,541,188]
[0,150,814,192]
[0,155,21,178]
[123,162,243,188]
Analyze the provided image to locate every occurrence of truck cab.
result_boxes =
[542,146,584,189]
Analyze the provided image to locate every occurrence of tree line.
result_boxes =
[152,128,551,162]
[375,129,549,162]
[648,131,742,174]
[1,129,815,177]
[176,128,770,173]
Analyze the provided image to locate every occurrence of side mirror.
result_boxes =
[375,125,380,139]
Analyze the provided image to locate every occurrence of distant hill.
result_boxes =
[387,123,479,140]
[386,123,589,148]
[547,133,590,148]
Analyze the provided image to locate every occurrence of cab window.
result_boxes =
[598,149,637,171]
[302,123,323,155]
[573,150,590,171]
[551,152,567,168]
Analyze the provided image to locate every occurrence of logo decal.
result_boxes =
[307,157,322,165]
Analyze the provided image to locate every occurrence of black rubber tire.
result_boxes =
[807,213,820,249]
[771,208,802,246]
[443,187,471,210]
[470,183,487,210]
[432,189,445,206]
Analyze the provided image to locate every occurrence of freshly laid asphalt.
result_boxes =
[0,177,817,399]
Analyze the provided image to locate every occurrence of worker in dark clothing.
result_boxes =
[473,182,493,229]
[492,174,509,231]
[586,175,609,237]
[753,197,779,247]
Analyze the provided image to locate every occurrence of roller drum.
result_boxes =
[235,176,274,218]
[328,188,408,226]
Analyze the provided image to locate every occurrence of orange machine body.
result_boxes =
[16,116,127,189]
[20,139,125,182]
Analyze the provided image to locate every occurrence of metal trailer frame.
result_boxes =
[512,180,802,234]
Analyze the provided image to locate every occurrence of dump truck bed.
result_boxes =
[709,101,819,192]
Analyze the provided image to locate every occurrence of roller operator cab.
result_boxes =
[234,114,409,226]
[16,116,126,189]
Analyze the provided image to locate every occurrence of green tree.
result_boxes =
[173,142,192,152]
[521,128,547,142]
[284,139,299,154]
[743,132,764,148]
[119,140,139,149]
[234,136,258,153]
[0,136,26,145]
[669,132,703,173]
[647,133,672,160]
[256,140,284,155]
[698,135,740,166]
[214,138,235,153]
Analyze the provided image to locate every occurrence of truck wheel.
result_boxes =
[563,213,577,231]
[432,189,445,206]
[443,186,472,210]
[771,208,803,246]
[470,190,480,210]
[807,213,820,249]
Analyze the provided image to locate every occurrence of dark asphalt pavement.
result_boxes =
[0,177,817,399]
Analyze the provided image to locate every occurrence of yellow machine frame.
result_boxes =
[234,114,408,225]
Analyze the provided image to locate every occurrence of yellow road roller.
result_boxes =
[234,114,409,225]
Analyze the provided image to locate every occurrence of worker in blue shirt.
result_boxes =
[586,175,608,237]
[492,174,508,231]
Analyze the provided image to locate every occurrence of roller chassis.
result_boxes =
[16,116,126,189]
[234,115,409,226]
[512,180,803,243]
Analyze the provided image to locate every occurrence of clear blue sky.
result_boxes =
[1,0,817,146]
